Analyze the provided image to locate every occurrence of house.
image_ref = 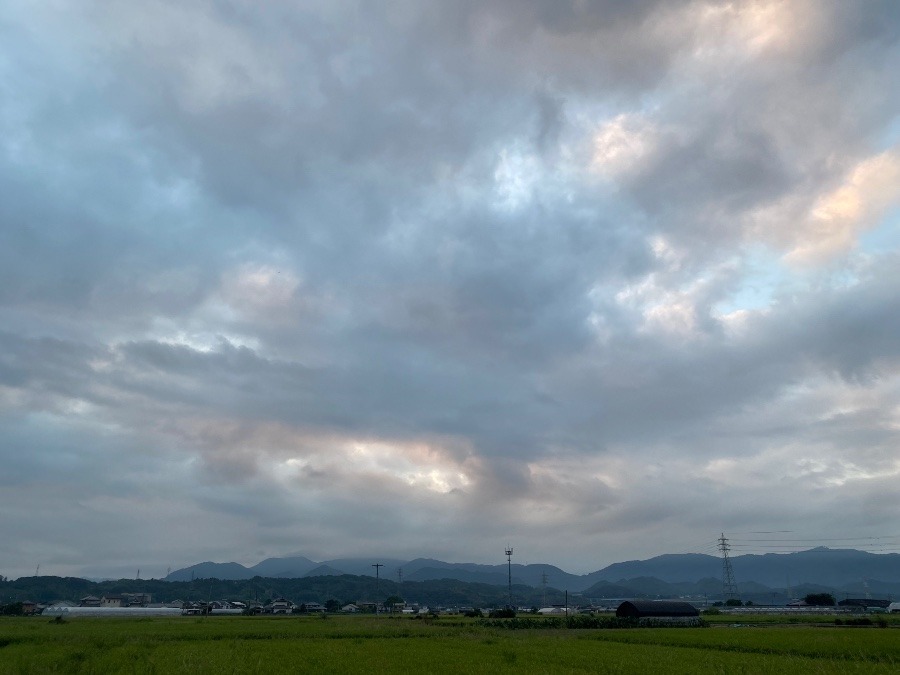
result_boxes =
[616,600,700,625]
[616,600,699,618]
[101,595,124,607]
[122,593,152,607]
[270,598,292,614]
[341,603,359,613]
[80,596,101,607]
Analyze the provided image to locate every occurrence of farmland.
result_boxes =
[1,614,899,673]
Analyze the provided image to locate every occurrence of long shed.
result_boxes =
[615,600,699,618]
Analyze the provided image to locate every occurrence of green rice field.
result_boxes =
[2,614,899,673]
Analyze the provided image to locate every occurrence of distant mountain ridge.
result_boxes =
[166,548,900,592]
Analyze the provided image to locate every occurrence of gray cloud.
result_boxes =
[2,1,900,578]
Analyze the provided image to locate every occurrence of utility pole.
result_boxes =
[372,563,383,612]
[718,533,739,602]
[395,568,403,613]
[505,547,514,609]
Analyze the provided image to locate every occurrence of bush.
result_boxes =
[477,615,641,630]
[804,593,836,607]
[489,608,516,618]
[836,617,872,626]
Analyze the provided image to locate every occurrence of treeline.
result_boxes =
[0,574,569,608]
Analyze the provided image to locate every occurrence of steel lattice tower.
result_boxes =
[718,533,739,601]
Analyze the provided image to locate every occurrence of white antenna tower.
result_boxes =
[505,546,514,608]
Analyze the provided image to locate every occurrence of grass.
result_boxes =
[1,614,898,673]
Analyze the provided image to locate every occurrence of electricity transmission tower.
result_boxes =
[541,571,549,609]
[718,533,739,602]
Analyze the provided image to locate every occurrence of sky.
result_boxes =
[2,1,900,580]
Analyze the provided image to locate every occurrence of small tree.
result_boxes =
[383,595,404,612]
[804,593,835,606]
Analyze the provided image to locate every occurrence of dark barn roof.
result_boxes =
[616,600,699,618]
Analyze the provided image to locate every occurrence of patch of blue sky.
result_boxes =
[714,246,791,315]
[858,206,900,254]
[878,115,900,150]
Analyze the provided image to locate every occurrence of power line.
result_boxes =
[739,537,886,542]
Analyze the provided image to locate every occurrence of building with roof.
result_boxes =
[616,600,700,624]
[616,600,699,618]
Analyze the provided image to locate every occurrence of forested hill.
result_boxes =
[165,549,900,591]
[1,575,549,608]
[5,571,900,608]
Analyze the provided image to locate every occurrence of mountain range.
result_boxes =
[166,548,900,594]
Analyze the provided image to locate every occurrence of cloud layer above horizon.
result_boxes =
[2,0,900,579]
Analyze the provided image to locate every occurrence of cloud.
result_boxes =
[1,1,900,578]
[786,149,900,263]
